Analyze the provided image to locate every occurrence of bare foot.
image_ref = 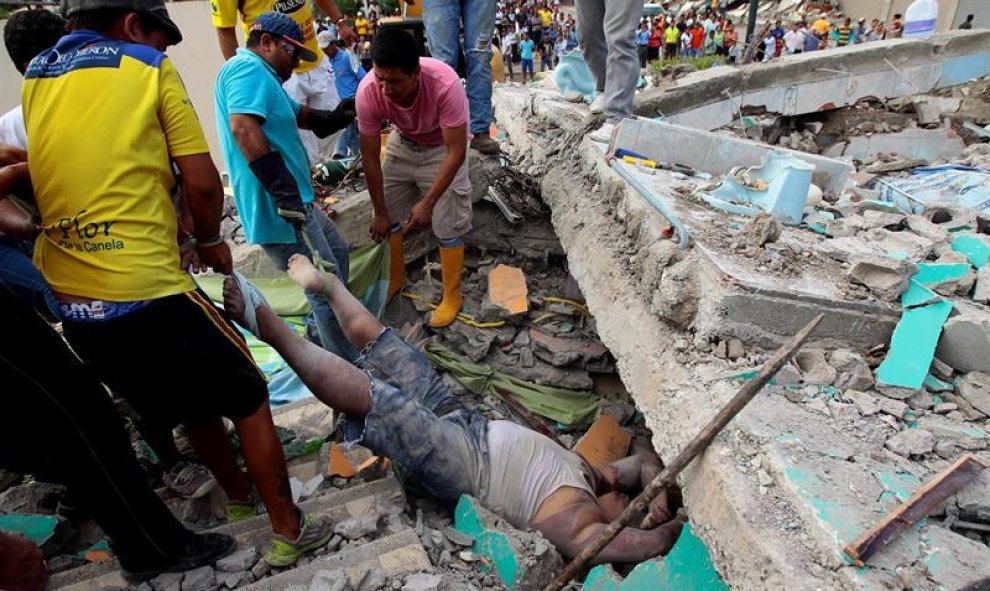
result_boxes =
[222,276,247,326]
[287,253,335,296]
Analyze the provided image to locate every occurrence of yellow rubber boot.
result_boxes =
[387,227,407,302]
[428,243,464,328]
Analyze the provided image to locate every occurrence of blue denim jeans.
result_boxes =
[0,236,59,320]
[334,120,361,158]
[423,0,497,136]
[343,329,489,502]
[261,205,360,362]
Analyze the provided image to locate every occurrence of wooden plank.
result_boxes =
[843,454,987,565]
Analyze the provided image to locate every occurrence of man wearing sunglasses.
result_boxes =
[215,12,360,365]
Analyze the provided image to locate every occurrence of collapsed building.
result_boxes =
[3,22,990,591]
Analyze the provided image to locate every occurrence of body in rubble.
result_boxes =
[222,255,686,565]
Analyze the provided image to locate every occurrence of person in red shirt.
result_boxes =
[648,21,662,62]
[690,22,704,58]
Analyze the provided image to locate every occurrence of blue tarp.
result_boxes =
[877,165,990,215]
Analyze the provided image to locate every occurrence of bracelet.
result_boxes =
[194,234,225,247]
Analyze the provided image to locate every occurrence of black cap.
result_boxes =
[61,0,183,45]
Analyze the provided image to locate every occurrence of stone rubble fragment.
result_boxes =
[829,349,875,390]
[334,515,381,540]
[793,349,836,386]
[216,547,258,573]
[956,372,990,417]
[885,429,935,457]
[847,254,919,301]
[937,314,990,374]
[180,566,215,591]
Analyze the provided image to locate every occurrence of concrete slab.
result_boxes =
[842,128,966,161]
[495,82,990,589]
[612,118,853,194]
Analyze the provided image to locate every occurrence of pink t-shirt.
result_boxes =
[356,57,468,147]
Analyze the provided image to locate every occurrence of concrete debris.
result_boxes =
[844,390,880,416]
[973,266,990,303]
[937,314,990,374]
[743,212,782,247]
[793,349,836,386]
[221,571,254,590]
[915,415,989,451]
[308,569,349,591]
[957,372,990,418]
[954,470,990,523]
[885,429,935,458]
[847,254,918,301]
[333,515,382,540]
[829,349,875,391]
[216,547,259,572]
[402,573,447,591]
[150,572,183,591]
[181,566,215,591]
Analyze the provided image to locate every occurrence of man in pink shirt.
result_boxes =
[357,28,471,328]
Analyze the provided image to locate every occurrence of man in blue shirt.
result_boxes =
[519,32,535,82]
[636,22,650,68]
[317,29,365,158]
[215,12,358,364]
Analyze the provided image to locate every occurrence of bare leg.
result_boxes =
[223,276,372,417]
[286,254,383,351]
[236,403,300,538]
[183,418,252,501]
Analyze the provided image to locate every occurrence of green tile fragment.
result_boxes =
[923,374,954,393]
[654,522,729,590]
[0,514,58,546]
[952,235,990,269]
[455,496,520,589]
[876,300,954,390]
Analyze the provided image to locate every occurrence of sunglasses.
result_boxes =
[277,39,301,59]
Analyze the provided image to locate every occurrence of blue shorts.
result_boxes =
[342,329,489,502]
[521,58,534,73]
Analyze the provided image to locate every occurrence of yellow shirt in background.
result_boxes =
[355,16,369,35]
[212,0,321,74]
[22,32,206,301]
[539,9,552,28]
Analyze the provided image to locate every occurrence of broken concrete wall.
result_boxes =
[495,81,990,590]
[636,30,990,131]
[612,118,854,194]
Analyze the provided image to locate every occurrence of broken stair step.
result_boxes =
[239,528,431,591]
[49,477,405,591]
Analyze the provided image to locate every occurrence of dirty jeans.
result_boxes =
[261,204,360,362]
[575,0,644,121]
[343,329,489,503]
[0,236,59,319]
[423,0,497,136]
[334,120,361,158]
[0,286,193,572]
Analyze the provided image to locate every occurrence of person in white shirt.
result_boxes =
[783,22,805,54]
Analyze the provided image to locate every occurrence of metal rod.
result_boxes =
[609,158,691,251]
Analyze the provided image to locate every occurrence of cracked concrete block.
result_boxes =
[829,349,875,391]
[915,415,989,450]
[844,390,880,415]
[650,257,699,330]
[955,470,990,523]
[956,372,990,417]
[794,349,837,386]
[743,212,782,247]
[936,314,990,373]
[973,266,990,303]
[847,254,919,301]
[923,526,990,590]
[878,397,909,419]
[885,428,935,457]
[217,548,259,573]
[180,566,214,591]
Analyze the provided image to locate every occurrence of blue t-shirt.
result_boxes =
[330,49,366,100]
[215,49,314,245]
[519,39,535,60]
[637,30,651,45]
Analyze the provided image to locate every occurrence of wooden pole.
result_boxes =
[543,314,824,591]
[844,453,987,565]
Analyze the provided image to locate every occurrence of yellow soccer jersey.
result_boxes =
[22,31,208,302]
[211,0,321,74]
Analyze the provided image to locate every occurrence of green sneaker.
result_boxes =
[226,491,262,524]
[264,513,333,567]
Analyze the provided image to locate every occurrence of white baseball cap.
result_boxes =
[318,29,336,48]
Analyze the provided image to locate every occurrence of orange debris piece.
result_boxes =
[84,550,111,563]
[574,415,631,467]
[356,455,381,473]
[327,442,356,478]
[487,265,529,316]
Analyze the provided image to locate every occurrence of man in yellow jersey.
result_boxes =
[23,0,332,567]
[212,0,355,164]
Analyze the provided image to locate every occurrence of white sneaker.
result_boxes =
[589,94,606,114]
[588,122,616,143]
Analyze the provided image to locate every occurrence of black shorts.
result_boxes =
[62,289,268,429]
